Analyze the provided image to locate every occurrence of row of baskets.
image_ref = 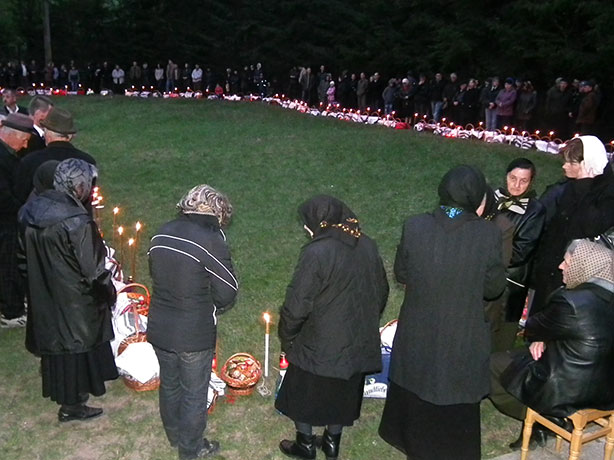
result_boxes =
[115,284,263,395]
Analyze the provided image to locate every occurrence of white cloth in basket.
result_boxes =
[115,342,160,384]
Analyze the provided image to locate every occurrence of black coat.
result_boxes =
[502,282,614,417]
[0,140,22,224]
[500,198,546,321]
[14,141,97,206]
[390,208,506,405]
[147,214,238,353]
[531,165,614,315]
[18,190,115,355]
[279,230,389,380]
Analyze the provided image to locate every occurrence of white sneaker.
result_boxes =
[0,314,27,328]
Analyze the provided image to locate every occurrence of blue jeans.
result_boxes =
[431,101,444,122]
[485,108,498,131]
[154,346,214,460]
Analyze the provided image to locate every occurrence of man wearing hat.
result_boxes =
[0,113,33,328]
[576,80,599,135]
[24,95,54,154]
[14,107,96,206]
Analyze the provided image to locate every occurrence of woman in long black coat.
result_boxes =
[18,158,117,422]
[379,165,506,460]
[276,195,389,460]
[530,135,614,316]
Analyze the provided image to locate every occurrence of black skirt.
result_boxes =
[275,363,365,426]
[41,342,119,405]
[379,382,481,460]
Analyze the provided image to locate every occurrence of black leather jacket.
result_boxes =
[500,197,545,321]
[18,190,115,355]
[502,281,614,417]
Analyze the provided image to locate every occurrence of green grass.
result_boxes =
[0,96,564,459]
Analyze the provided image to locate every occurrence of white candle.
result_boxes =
[263,312,271,378]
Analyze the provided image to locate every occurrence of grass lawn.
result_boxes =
[0,96,564,459]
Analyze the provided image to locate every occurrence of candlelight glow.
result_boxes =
[128,238,135,246]
[118,226,124,235]
[135,221,142,232]
[113,207,119,215]
[263,312,271,323]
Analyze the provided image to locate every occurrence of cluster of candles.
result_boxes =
[91,186,143,281]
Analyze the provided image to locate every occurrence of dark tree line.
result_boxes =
[1,0,612,88]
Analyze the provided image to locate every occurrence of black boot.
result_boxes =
[321,429,342,460]
[279,432,316,459]
[509,423,549,450]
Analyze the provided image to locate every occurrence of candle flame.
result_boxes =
[118,226,124,235]
[263,312,271,323]
[113,207,119,215]
[128,238,135,246]
[135,221,142,232]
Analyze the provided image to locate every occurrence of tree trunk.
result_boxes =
[43,0,52,64]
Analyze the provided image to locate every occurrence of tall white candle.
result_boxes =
[263,312,271,378]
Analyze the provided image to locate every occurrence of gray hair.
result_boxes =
[28,95,53,116]
[177,184,232,226]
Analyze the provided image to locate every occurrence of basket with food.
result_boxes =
[220,353,262,396]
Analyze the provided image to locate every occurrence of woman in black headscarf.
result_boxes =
[276,195,389,460]
[18,158,117,422]
[379,165,506,460]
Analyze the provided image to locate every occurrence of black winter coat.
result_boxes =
[390,208,506,405]
[279,230,389,380]
[501,198,545,321]
[0,140,21,224]
[531,164,614,315]
[502,281,614,417]
[147,214,238,353]
[18,190,115,355]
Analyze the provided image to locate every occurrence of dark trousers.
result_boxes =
[0,223,25,319]
[489,350,527,421]
[154,346,214,460]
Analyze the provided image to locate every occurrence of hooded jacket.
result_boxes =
[18,190,115,355]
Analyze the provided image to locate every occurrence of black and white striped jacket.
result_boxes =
[147,213,238,352]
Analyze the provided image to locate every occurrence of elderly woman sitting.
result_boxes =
[490,239,614,449]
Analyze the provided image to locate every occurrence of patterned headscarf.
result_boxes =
[565,240,614,289]
[53,158,97,202]
[177,184,232,227]
[299,195,361,243]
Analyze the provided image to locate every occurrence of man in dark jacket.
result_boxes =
[25,95,53,154]
[148,184,238,460]
[14,107,96,206]
[490,240,614,448]
[0,113,33,328]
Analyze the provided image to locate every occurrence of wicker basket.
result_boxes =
[220,353,262,396]
[117,283,151,316]
[117,303,160,392]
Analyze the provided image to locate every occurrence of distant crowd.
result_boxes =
[2,58,613,140]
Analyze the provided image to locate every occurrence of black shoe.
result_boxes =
[279,432,316,459]
[321,429,342,460]
[196,439,220,458]
[58,404,103,422]
[509,425,549,450]
[543,415,574,432]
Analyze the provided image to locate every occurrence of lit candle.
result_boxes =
[135,221,142,252]
[263,312,271,378]
[117,226,124,262]
[112,207,119,244]
[128,238,136,281]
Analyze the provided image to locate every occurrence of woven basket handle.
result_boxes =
[117,283,151,303]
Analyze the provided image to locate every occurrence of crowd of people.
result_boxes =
[2,87,614,460]
[2,58,613,140]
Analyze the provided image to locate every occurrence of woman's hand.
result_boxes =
[529,341,546,360]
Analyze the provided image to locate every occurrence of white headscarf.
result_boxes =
[580,135,608,176]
